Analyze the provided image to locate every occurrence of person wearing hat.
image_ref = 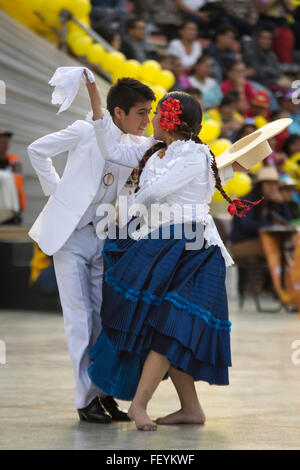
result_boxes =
[0,129,26,224]
[244,90,271,121]
[279,175,300,220]
[229,166,292,258]
[279,89,300,136]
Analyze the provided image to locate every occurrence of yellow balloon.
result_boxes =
[226,173,252,197]
[141,60,161,83]
[199,120,221,144]
[67,18,90,35]
[282,159,299,179]
[209,138,231,156]
[86,43,106,64]
[105,51,126,73]
[25,0,45,11]
[45,0,71,13]
[66,31,85,46]
[249,161,263,175]
[212,189,226,202]
[152,85,166,103]
[254,115,268,129]
[42,11,61,28]
[68,0,91,18]
[155,70,175,90]
[123,59,141,78]
[289,152,300,165]
[70,35,93,56]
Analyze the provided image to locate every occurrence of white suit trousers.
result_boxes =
[53,224,106,409]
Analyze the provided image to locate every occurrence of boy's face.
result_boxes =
[114,101,153,136]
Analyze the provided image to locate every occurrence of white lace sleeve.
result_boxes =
[91,109,156,168]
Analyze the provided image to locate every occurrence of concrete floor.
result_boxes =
[0,300,300,450]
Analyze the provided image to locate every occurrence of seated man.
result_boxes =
[0,129,26,224]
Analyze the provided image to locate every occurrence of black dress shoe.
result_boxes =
[77,397,112,423]
[100,396,131,422]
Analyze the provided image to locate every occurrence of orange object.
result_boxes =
[6,153,26,211]
[259,229,300,313]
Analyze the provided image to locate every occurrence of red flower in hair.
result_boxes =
[159,97,183,132]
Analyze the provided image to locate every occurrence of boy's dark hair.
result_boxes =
[106,78,155,116]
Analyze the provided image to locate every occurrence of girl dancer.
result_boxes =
[84,75,255,431]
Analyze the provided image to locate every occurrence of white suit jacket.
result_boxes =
[28,115,153,255]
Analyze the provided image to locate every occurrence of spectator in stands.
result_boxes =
[173,0,215,26]
[235,122,256,141]
[168,55,193,90]
[30,243,59,296]
[167,21,202,70]
[278,89,300,136]
[0,129,26,224]
[244,90,271,120]
[90,0,129,37]
[242,27,283,88]
[96,27,121,49]
[282,134,300,157]
[253,0,294,28]
[189,55,223,108]
[222,0,258,37]
[134,0,181,41]
[120,17,157,62]
[184,86,205,110]
[207,92,244,140]
[270,109,290,152]
[229,166,292,255]
[157,53,174,72]
[204,25,237,79]
[221,60,256,112]
[279,176,300,220]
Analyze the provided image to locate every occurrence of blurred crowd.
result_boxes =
[88,0,300,298]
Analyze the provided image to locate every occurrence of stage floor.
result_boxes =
[0,300,299,450]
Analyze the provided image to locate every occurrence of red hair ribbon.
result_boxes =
[228,197,264,217]
[159,97,183,132]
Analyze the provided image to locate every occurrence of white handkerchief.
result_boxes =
[49,66,95,114]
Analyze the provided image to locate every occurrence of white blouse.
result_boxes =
[92,110,234,267]
[167,39,202,69]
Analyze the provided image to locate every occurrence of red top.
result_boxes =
[221,80,256,106]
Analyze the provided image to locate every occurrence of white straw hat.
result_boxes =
[255,166,279,183]
[216,118,292,170]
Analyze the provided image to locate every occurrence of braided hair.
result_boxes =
[130,91,245,214]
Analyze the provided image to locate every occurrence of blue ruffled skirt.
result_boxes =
[88,221,231,401]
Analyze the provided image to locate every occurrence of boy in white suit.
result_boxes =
[28,77,155,423]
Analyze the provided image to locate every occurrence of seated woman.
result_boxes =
[167,21,202,71]
[189,55,223,109]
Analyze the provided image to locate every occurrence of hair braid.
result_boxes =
[131,142,166,193]
[196,135,247,216]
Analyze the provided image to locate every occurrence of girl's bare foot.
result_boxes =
[128,403,157,431]
[155,407,206,425]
